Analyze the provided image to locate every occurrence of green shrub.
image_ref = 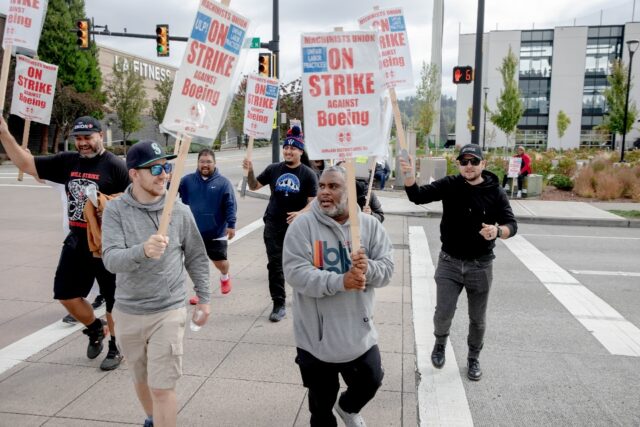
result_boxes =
[531,155,552,179]
[553,157,577,177]
[549,174,574,190]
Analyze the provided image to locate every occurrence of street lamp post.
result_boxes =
[482,87,489,150]
[621,39,639,162]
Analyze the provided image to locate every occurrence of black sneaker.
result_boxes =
[83,324,105,359]
[62,314,78,324]
[100,341,123,371]
[269,304,286,322]
[431,343,446,368]
[143,416,154,427]
[91,295,105,309]
[467,358,482,381]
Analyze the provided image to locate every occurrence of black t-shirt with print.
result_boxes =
[257,162,318,227]
[35,151,130,236]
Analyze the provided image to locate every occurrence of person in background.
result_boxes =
[179,148,236,300]
[502,145,532,198]
[374,160,390,190]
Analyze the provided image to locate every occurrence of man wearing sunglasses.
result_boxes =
[399,143,517,381]
[0,115,129,371]
[102,140,211,427]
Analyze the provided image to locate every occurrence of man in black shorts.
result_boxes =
[179,148,237,300]
[0,115,130,371]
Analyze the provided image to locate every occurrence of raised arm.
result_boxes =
[0,116,38,177]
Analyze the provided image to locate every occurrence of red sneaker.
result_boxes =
[220,276,231,294]
[189,296,198,305]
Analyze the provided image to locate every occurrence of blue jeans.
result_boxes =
[433,251,493,359]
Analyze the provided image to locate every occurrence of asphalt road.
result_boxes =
[410,217,640,426]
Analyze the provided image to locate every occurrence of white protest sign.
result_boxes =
[301,31,383,160]
[243,73,279,139]
[2,0,48,54]
[161,0,249,139]
[10,55,57,125]
[358,7,413,90]
[507,157,522,178]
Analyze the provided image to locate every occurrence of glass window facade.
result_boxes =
[582,25,623,130]
[518,30,553,130]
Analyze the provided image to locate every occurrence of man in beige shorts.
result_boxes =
[102,141,211,427]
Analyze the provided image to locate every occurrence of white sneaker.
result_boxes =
[516,190,522,198]
[504,184,510,191]
[334,401,366,427]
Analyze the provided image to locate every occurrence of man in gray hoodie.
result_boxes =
[102,140,211,427]
[283,166,394,427]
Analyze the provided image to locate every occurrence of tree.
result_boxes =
[601,59,638,147]
[226,75,247,134]
[414,62,440,147]
[104,62,148,150]
[279,78,303,134]
[37,0,104,152]
[556,110,571,149]
[151,77,174,145]
[490,47,524,150]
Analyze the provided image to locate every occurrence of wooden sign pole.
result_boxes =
[345,158,361,251]
[240,135,254,197]
[0,47,11,114]
[364,156,376,209]
[158,133,191,235]
[17,119,31,181]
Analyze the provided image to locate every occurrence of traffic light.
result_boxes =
[258,52,271,77]
[453,66,473,84]
[76,19,90,50]
[156,24,169,57]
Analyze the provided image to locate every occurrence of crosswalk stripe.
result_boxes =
[570,270,640,277]
[409,226,473,427]
[503,235,640,357]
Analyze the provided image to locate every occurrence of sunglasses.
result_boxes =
[459,157,481,166]
[138,163,173,176]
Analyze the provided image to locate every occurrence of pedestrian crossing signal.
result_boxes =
[453,66,473,84]
[156,25,169,57]
[76,19,90,50]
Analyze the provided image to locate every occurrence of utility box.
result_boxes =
[525,174,542,197]
[418,157,447,185]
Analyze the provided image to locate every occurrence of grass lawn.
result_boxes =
[608,210,640,218]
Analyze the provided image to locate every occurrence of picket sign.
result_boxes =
[240,135,254,197]
[158,0,232,235]
[364,156,376,209]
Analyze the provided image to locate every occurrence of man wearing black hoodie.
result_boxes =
[399,144,517,381]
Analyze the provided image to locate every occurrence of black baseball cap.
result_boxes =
[70,116,102,136]
[126,140,177,170]
[456,144,484,160]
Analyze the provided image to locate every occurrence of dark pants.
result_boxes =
[263,222,287,305]
[502,171,529,191]
[296,345,384,427]
[433,251,493,359]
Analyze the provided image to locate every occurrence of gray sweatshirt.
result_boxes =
[102,185,211,315]
[283,200,394,363]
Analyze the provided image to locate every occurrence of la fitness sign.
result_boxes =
[113,55,173,82]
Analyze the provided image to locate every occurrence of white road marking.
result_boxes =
[0,220,265,376]
[504,235,640,357]
[570,270,640,277]
[521,233,640,240]
[409,226,473,427]
[0,184,51,188]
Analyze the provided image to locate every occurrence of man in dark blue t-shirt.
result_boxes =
[242,128,318,322]
[0,115,129,371]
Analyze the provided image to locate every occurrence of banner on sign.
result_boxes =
[161,0,250,140]
[507,157,522,178]
[358,7,413,90]
[243,73,279,139]
[301,31,383,160]
[10,55,57,125]
[2,0,49,54]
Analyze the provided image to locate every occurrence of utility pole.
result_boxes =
[471,0,485,145]
[261,0,280,163]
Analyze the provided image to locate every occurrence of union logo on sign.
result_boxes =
[336,129,352,146]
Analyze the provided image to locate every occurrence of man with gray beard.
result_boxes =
[0,115,129,371]
[283,166,394,427]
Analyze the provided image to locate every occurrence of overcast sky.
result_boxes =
[1,0,637,98]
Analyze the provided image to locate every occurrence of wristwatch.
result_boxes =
[495,225,503,239]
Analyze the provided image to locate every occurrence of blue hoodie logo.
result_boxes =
[313,240,352,274]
